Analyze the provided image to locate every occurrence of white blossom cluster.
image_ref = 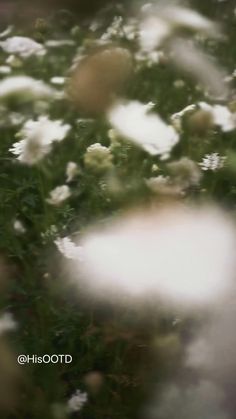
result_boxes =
[200,153,226,171]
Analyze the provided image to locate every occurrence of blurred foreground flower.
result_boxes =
[0,36,46,58]
[147,380,228,419]
[0,313,16,335]
[67,389,87,413]
[199,102,236,132]
[66,161,79,182]
[65,205,236,307]
[139,4,227,98]
[0,76,57,103]
[10,116,71,165]
[68,46,132,114]
[84,371,104,394]
[139,5,219,51]
[172,102,236,133]
[55,237,83,261]
[186,305,236,379]
[46,185,71,206]
[13,219,26,234]
[107,101,179,157]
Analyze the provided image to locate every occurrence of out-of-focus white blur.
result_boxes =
[65,205,236,308]
[139,3,227,99]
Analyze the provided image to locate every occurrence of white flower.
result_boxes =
[0,36,46,58]
[107,100,179,157]
[172,102,236,132]
[171,104,197,129]
[101,17,138,42]
[199,102,236,132]
[13,219,26,234]
[100,16,123,41]
[45,39,75,48]
[0,25,13,39]
[50,76,65,86]
[6,54,22,68]
[145,175,170,192]
[135,50,165,67]
[173,79,185,88]
[139,7,225,98]
[10,117,71,165]
[0,313,17,335]
[0,65,11,74]
[199,153,226,171]
[139,16,170,51]
[66,162,79,182]
[9,112,25,126]
[55,237,83,261]
[67,390,87,412]
[186,305,236,377]
[46,185,71,206]
[0,76,57,101]
[162,5,218,35]
[139,5,218,52]
[84,143,113,172]
[74,206,236,307]
[149,381,227,419]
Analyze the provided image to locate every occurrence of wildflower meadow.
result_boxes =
[1,1,236,418]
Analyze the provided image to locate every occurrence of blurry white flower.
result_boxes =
[50,76,65,86]
[123,20,138,41]
[0,76,57,102]
[161,6,218,35]
[41,225,58,244]
[172,102,235,132]
[171,104,197,129]
[151,164,159,173]
[9,112,25,126]
[0,313,17,335]
[6,54,22,68]
[84,143,113,172]
[107,100,179,157]
[101,16,125,42]
[186,305,236,378]
[139,5,219,51]
[146,175,184,196]
[0,36,46,58]
[139,5,226,98]
[200,153,226,171]
[145,176,180,195]
[66,162,79,182]
[10,117,71,165]
[0,25,13,39]
[167,157,202,188]
[67,390,87,412]
[45,39,75,48]
[73,206,236,307]
[0,65,11,74]
[135,50,165,67]
[13,219,26,234]
[170,40,228,99]
[147,381,228,419]
[139,16,170,51]
[173,79,185,88]
[55,237,83,261]
[46,185,71,206]
[199,102,236,132]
